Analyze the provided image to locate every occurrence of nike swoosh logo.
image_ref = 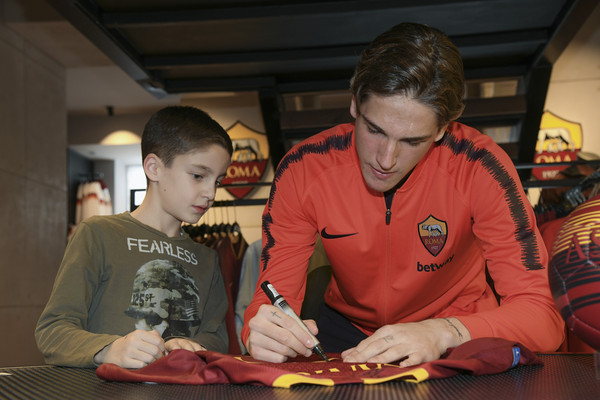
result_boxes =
[321,227,358,239]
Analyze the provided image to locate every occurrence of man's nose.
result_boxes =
[376,140,398,170]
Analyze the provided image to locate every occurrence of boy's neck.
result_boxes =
[131,201,183,238]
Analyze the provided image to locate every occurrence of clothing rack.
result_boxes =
[522,178,584,189]
[222,182,272,188]
[215,182,270,207]
[518,159,600,189]
[212,198,267,207]
[514,159,600,170]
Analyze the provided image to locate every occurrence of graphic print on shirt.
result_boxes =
[418,215,447,256]
[124,259,201,338]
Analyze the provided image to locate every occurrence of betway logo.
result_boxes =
[416,255,454,272]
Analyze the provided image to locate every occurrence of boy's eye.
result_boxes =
[192,174,203,180]
[215,180,223,188]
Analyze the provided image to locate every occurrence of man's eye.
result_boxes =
[192,174,203,180]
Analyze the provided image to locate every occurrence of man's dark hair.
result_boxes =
[350,22,465,128]
[141,106,233,166]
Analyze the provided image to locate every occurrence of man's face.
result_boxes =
[351,94,446,193]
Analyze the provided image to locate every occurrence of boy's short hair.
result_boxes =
[141,106,233,166]
[350,22,465,128]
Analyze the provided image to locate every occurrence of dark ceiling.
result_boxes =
[48,0,598,171]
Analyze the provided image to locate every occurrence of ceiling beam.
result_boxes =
[99,0,479,26]
[536,0,598,64]
[144,45,364,69]
[143,28,545,69]
[258,88,287,170]
[47,0,168,96]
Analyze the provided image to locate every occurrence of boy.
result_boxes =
[35,106,232,369]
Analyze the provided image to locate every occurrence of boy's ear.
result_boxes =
[143,153,163,182]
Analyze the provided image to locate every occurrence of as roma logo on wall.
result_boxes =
[533,111,583,181]
[418,215,448,257]
[221,121,270,199]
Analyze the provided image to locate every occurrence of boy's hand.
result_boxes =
[165,338,205,353]
[94,329,166,369]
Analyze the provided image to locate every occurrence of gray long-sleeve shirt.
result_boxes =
[35,212,228,368]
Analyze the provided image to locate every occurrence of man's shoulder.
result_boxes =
[432,122,517,186]
[445,122,500,148]
[287,124,354,158]
[439,122,510,162]
[278,123,355,176]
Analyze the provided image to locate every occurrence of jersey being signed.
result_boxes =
[96,337,540,387]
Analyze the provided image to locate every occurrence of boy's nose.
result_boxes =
[201,184,216,201]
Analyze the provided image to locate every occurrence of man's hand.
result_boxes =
[341,317,470,366]
[246,304,318,363]
[93,329,166,369]
[165,338,206,353]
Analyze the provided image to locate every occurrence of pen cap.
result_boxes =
[260,281,280,304]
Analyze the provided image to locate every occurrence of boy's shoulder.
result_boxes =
[76,213,218,259]
[78,213,215,246]
[78,212,134,232]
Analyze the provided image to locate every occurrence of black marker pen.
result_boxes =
[261,280,329,362]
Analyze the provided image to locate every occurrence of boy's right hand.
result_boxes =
[94,329,166,369]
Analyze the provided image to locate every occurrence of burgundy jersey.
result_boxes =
[97,337,540,387]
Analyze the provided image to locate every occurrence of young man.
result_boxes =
[35,106,232,369]
[242,23,565,366]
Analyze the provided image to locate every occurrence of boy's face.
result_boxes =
[157,144,230,225]
[351,94,446,193]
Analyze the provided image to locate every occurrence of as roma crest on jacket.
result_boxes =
[418,215,448,257]
[221,121,270,199]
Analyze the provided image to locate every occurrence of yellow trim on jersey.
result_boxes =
[362,367,430,384]
[272,374,335,388]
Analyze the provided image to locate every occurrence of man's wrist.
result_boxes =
[441,317,470,346]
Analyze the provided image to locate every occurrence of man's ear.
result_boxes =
[350,95,358,119]
[434,124,448,142]
[143,153,163,182]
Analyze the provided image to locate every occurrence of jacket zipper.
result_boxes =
[383,190,396,326]
[385,190,394,225]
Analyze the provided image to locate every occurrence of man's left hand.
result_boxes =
[341,317,470,366]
